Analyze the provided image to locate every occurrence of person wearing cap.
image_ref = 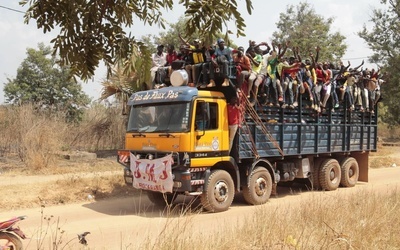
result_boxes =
[208,38,233,87]
[150,45,167,88]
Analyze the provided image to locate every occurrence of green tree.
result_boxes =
[20,0,253,81]
[358,0,400,126]
[4,43,90,121]
[272,2,347,62]
[155,16,236,50]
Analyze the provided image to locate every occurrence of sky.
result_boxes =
[0,0,382,104]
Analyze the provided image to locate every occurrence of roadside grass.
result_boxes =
[0,104,125,172]
[139,187,400,250]
[0,164,137,212]
[370,145,400,168]
[13,185,400,249]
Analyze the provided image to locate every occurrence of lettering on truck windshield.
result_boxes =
[127,102,191,133]
[132,90,179,101]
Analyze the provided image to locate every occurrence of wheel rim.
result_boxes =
[214,180,229,202]
[348,167,354,177]
[330,168,339,183]
[255,177,267,196]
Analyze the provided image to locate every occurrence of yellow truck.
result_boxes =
[117,71,377,212]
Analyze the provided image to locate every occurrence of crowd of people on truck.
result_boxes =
[150,36,384,114]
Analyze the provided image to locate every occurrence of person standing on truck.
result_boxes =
[227,95,242,152]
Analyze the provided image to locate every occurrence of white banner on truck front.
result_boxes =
[130,153,174,193]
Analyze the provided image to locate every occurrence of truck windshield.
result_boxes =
[127,102,191,133]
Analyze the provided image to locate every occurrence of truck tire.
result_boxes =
[147,191,175,207]
[201,170,235,213]
[340,157,359,187]
[310,162,321,190]
[242,167,272,205]
[319,159,341,191]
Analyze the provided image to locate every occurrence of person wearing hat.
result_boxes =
[208,38,232,87]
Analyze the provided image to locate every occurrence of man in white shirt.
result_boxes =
[151,45,167,88]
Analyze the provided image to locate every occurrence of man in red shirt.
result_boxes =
[228,96,242,152]
[233,46,251,93]
[165,44,178,66]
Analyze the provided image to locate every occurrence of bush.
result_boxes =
[0,104,126,170]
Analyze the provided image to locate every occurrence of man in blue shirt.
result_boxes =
[207,38,232,87]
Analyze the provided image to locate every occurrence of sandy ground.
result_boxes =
[1,150,400,249]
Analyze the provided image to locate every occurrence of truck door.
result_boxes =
[191,100,226,165]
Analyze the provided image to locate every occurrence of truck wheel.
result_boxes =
[340,157,359,187]
[310,162,321,190]
[242,167,272,205]
[201,170,234,213]
[319,159,341,191]
[147,191,175,207]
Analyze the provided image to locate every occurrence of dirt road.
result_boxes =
[1,166,400,249]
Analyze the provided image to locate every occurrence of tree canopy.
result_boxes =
[3,43,90,121]
[358,0,400,126]
[20,0,253,80]
[272,2,346,62]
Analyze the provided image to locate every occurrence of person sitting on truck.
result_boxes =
[246,47,264,106]
[165,44,179,66]
[340,71,356,110]
[233,46,251,93]
[264,42,288,107]
[163,44,179,86]
[314,62,326,113]
[320,62,333,111]
[277,56,301,109]
[288,48,305,108]
[151,45,167,88]
[178,34,207,87]
[207,38,232,87]
[178,45,195,83]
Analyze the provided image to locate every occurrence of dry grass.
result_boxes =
[370,145,400,168]
[0,156,135,212]
[0,104,126,171]
[378,123,400,141]
[140,188,400,250]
